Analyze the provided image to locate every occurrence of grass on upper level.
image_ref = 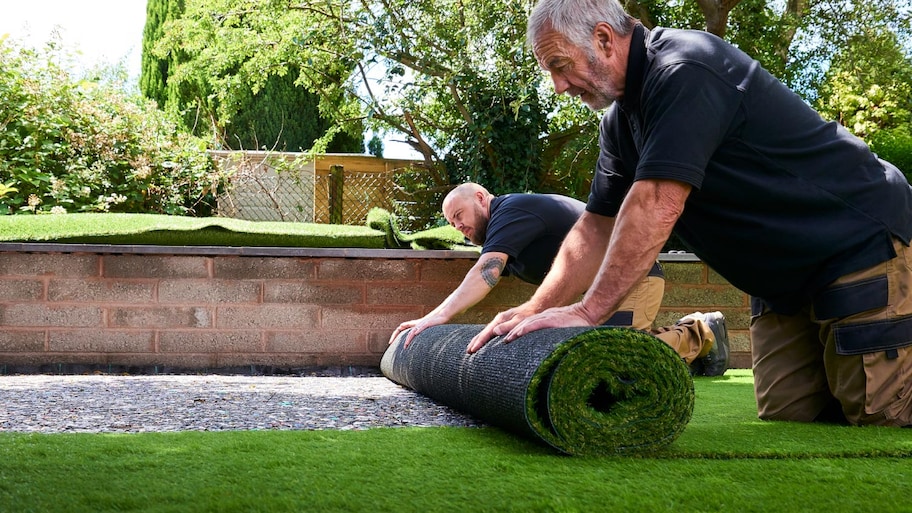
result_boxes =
[0,211,469,250]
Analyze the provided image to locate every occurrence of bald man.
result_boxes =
[388,182,729,376]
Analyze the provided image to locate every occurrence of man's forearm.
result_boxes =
[525,211,613,310]
[580,179,689,323]
[433,253,507,320]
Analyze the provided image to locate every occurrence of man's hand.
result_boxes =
[467,303,539,353]
[388,312,450,348]
[502,302,596,341]
[467,302,599,353]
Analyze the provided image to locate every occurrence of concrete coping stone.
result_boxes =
[0,242,701,262]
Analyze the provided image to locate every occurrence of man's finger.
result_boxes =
[388,327,402,346]
[466,326,493,353]
[403,327,420,348]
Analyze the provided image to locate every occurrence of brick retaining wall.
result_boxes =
[0,245,751,374]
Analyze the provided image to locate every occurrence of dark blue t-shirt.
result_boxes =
[588,25,912,314]
[483,194,585,285]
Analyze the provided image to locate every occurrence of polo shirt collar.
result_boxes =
[619,23,647,112]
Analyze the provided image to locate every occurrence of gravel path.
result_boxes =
[0,374,482,434]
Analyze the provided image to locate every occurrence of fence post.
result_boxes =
[329,165,344,224]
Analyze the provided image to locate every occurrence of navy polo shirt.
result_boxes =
[588,24,912,314]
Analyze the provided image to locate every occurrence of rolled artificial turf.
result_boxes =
[381,325,695,456]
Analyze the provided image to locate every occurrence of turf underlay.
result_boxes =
[0,211,468,250]
[2,370,911,512]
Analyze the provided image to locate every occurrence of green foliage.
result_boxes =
[815,24,912,141]
[0,36,225,216]
[140,0,186,110]
[788,0,912,102]
[146,0,363,153]
[870,125,912,182]
[138,0,912,205]
[443,81,550,195]
[0,182,18,199]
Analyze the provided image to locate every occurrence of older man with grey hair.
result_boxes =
[470,0,912,427]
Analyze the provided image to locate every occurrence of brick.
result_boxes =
[0,279,44,301]
[451,309,501,325]
[48,279,154,303]
[266,330,366,353]
[217,305,320,329]
[49,330,154,352]
[661,262,705,285]
[367,331,394,354]
[417,258,475,282]
[0,353,59,368]
[159,280,261,304]
[0,253,99,277]
[6,353,218,372]
[0,304,103,327]
[0,330,45,352]
[108,307,212,328]
[264,282,362,304]
[214,256,315,280]
[317,259,417,281]
[322,307,413,331]
[477,279,537,307]
[337,354,384,367]
[103,255,210,279]
[366,283,454,306]
[661,285,746,308]
[159,330,263,353]
[0,249,760,370]
[83,353,219,370]
[730,332,751,353]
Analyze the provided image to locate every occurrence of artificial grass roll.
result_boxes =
[381,325,694,456]
[365,207,465,250]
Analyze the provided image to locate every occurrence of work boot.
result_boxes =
[699,311,730,376]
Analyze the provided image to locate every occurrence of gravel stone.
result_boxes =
[0,374,483,433]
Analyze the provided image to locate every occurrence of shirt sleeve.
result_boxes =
[587,60,746,217]
[636,61,745,187]
[482,206,548,259]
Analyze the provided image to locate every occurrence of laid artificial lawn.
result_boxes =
[0,212,468,250]
[1,370,910,513]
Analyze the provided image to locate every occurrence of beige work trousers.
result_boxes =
[751,238,912,427]
[614,275,714,364]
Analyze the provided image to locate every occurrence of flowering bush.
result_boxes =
[0,36,227,215]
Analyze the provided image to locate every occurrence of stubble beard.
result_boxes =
[582,54,619,110]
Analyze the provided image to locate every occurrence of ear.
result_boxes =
[593,22,614,58]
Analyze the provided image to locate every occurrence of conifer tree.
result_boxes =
[140,0,362,152]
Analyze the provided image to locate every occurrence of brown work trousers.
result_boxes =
[752,238,912,427]
[615,275,713,364]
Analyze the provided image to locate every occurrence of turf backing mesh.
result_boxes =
[381,325,694,455]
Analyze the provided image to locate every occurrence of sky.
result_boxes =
[0,0,419,159]
[0,0,147,81]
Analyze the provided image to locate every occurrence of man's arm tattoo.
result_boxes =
[480,257,505,288]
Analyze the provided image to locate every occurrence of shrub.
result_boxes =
[870,125,912,183]
[0,36,226,216]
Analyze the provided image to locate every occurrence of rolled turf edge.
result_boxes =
[381,325,695,456]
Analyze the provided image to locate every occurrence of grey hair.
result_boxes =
[527,0,636,52]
